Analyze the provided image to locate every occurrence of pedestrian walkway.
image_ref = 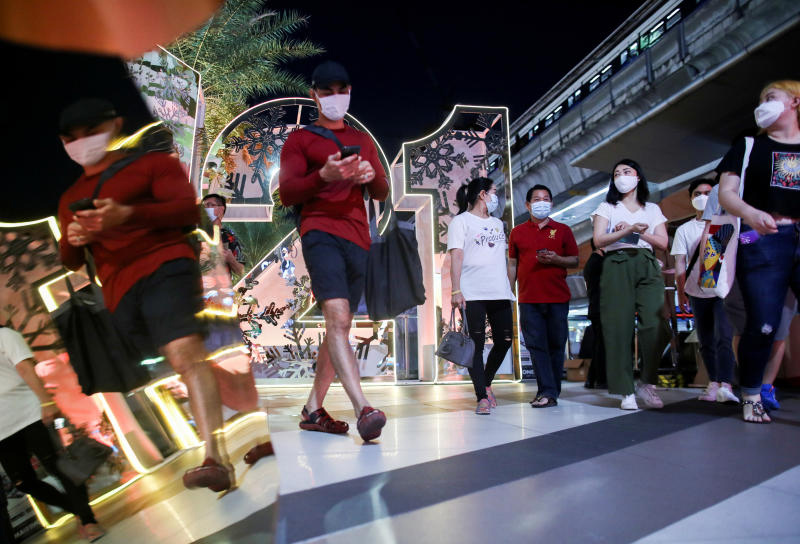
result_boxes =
[27,382,800,543]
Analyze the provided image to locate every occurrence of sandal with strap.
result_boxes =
[243,441,274,465]
[299,407,349,434]
[530,396,557,408]
[742,400,771,424]
[357,406,386,441]
[182,458,235,492]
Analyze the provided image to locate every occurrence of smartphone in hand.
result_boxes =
[340,145,360,159]
[68,198,96,213]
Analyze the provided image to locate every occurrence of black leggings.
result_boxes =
[465,300,513,401]
[0,421,96,525]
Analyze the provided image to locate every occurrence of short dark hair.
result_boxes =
[526,184,552,202]
[202,193,227,211]
[687,178,717,196]
[605,158,649,206]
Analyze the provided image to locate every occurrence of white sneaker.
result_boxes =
[636,383,664,409]
[620,394,638,410]
[716,382,740,404]
[698,381,719,402]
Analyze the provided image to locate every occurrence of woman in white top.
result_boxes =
[592,159,668,410]
[448,177,516,415]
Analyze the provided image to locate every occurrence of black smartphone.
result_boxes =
[340,145,360,159]
[68,198,96,213]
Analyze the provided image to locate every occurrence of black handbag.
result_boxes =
[50,422,113,486]
[436,307,475,368]
[364,199,426,320]
[51,154,152,394]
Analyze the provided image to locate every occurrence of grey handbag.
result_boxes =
[436,307,475,368]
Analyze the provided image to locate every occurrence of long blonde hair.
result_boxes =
[759,80,800,125]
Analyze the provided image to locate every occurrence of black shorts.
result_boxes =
[301,230,368,313]
[111,258,206,358]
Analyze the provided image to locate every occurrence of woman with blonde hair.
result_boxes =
[718,80,800,423]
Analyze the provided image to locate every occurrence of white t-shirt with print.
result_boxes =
[591,201,667,252]
[447,212,515,301]
[671,218,710,299]
[0,328,42,441]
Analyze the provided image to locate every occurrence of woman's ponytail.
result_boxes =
[455,177,494,215]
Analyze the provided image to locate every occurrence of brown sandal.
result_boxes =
[182,458,234,492]
[243,441,274,465]
[299,407,349,434]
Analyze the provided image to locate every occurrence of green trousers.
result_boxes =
[599,249,665,395]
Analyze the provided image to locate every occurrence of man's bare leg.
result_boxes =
[318,298,369,417]
[161,334,227,464]
[305,338,336,413]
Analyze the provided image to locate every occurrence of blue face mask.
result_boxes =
[486,194,499,214]
[530,201,551,219]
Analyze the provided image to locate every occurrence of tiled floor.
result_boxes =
[24,382,800,543]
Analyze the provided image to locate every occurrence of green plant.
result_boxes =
[167,1,323,144]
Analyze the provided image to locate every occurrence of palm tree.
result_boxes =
[167,0,323,144]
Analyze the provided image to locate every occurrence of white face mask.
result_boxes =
[485,193,499,214]
[691,194,709,211]
[316,92,350,121]
[204,208,218,222]
[614,175,639,194]
[754,100,785,129]
[63,131,112,166]
[530,201,551,219]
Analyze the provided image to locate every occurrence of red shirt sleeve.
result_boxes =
[562,225,579,257]
[279,132,327,206]
[126,154,199,229]
[508,228,518,259]
[57,194,86,271]
[363,138,389,202]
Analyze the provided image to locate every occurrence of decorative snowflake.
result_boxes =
[225,108,298,201]
[408,134,468,189]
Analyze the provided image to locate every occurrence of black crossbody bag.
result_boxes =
[52,154,152,394]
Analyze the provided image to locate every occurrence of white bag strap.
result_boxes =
[739,136,754,199]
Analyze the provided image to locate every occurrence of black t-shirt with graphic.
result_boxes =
[717,134,800,218]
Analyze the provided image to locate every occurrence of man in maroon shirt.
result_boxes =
[57,98,232,491]
[279,61,388,441]
[509,185,579,408]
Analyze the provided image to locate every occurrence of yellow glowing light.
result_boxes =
[208,345,249,361]
[143,377,200,449]
[108,120,164,151]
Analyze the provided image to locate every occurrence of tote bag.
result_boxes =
[364,200,426,321]
[699,137,753,298]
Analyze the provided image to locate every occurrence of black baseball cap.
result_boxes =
[59,98,118,134]
[311,61,350,88]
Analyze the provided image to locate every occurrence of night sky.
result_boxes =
[2,1,643,221]
[266,1,645,155]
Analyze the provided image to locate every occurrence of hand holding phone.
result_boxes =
[340,145,360,159]
[68,197,96,213]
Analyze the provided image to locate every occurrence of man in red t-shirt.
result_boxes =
[57,98,232,492]
[279,62,388,441]
[509,184,578,407]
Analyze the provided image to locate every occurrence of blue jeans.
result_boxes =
[689,295,735,384]
[736,224,800,395]
[519,302,569,399]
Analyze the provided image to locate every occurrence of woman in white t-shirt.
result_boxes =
[448,177,515,415]
[591,159,668,411]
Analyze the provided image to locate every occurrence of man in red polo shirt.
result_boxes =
[509,184,578,408]
[279,61,388,442]
[57,98,232,492]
